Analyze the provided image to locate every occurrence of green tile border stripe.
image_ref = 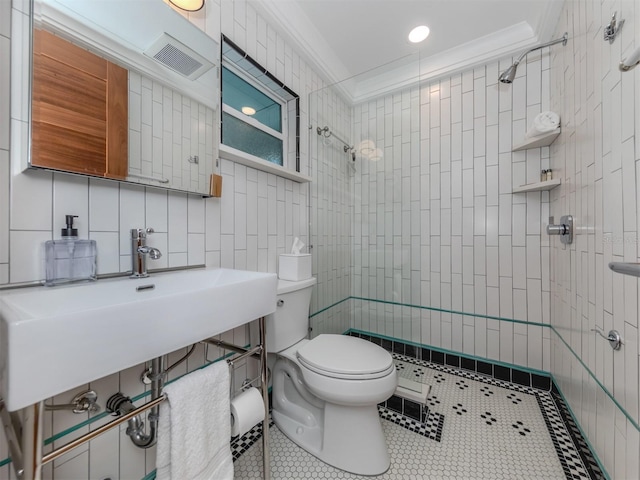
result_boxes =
[551,326,640,433]
[350,296,549,328]
[310,296,549,328]
[0,457,11,468]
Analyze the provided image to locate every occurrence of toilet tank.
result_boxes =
[266,277,316,352]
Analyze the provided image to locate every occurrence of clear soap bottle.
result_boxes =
[45,215,97,286]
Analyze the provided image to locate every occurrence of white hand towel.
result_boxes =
[156,361,233,480]
[526,111,560,138]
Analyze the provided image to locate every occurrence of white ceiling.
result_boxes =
[249,0,565,102]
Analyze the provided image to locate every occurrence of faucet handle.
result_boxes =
[131,227,155,239]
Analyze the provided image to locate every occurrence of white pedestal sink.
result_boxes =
[0,268,277,411]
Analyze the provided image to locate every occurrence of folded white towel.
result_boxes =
[156,361,233,480]
[526,111,560,138]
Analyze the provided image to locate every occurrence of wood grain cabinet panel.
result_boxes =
[31,29,128,178]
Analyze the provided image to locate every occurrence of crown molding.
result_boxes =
[252,0,564,104]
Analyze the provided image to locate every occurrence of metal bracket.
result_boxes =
[45,390,101,414]
[604,12,624,44]
[591,327,622,350]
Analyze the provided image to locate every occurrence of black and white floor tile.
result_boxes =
[378,406,444,442]
[232,354,602,479]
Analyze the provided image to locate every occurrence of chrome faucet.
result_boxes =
[131,228,162,278]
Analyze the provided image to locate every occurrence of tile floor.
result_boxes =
[231,354,602,480]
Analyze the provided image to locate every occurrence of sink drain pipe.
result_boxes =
[106,356,164,448]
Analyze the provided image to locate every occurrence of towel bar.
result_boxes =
[44,394,166,465]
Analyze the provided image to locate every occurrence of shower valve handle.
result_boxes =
[547,215,573,244]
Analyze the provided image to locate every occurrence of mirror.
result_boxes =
[26,0,220,196]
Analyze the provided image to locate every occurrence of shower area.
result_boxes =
[307,44,553,375]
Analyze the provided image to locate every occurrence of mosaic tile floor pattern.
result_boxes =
[233,355,593,479]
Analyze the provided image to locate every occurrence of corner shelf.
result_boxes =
[512,129,561,151]
[512,178,561,193]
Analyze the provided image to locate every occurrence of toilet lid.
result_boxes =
[297,335,394,379]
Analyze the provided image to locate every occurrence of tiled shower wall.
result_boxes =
[0,0,346,478]
[549,0,640,478]
[351,54,553,372]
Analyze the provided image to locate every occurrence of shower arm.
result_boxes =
[512,33,568,67]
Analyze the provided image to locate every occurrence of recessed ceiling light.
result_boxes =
[242,106,256,115]
[408,25,430,43]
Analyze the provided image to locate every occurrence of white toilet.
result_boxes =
[266,277,398,476]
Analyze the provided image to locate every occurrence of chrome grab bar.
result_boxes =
[609,262,640,278]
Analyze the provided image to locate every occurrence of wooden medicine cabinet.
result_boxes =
[31,29,128,179]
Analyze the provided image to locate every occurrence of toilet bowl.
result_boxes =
[266,278,398,475]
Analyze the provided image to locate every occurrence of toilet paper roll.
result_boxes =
[230,387,265,437]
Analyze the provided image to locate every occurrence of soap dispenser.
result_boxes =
[45,215,97,286]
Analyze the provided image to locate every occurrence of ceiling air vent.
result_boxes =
[144,33,214,80]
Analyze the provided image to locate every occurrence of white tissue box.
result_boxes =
[278,254,312,281]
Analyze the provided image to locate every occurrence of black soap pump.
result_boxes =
[45,214,97,286]
[61,215,79,238]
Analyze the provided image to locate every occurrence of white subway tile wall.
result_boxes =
[349,56,551,371]
[549,0,640,478]
[1,0,320,477]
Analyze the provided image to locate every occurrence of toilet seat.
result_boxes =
[297,334,394,380]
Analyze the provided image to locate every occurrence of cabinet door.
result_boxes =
[31,29,128,178]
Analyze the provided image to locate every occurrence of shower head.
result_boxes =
[499,32,568,85]
[499,63,519,84]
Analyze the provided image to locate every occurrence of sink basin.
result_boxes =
[0,268,277,411]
